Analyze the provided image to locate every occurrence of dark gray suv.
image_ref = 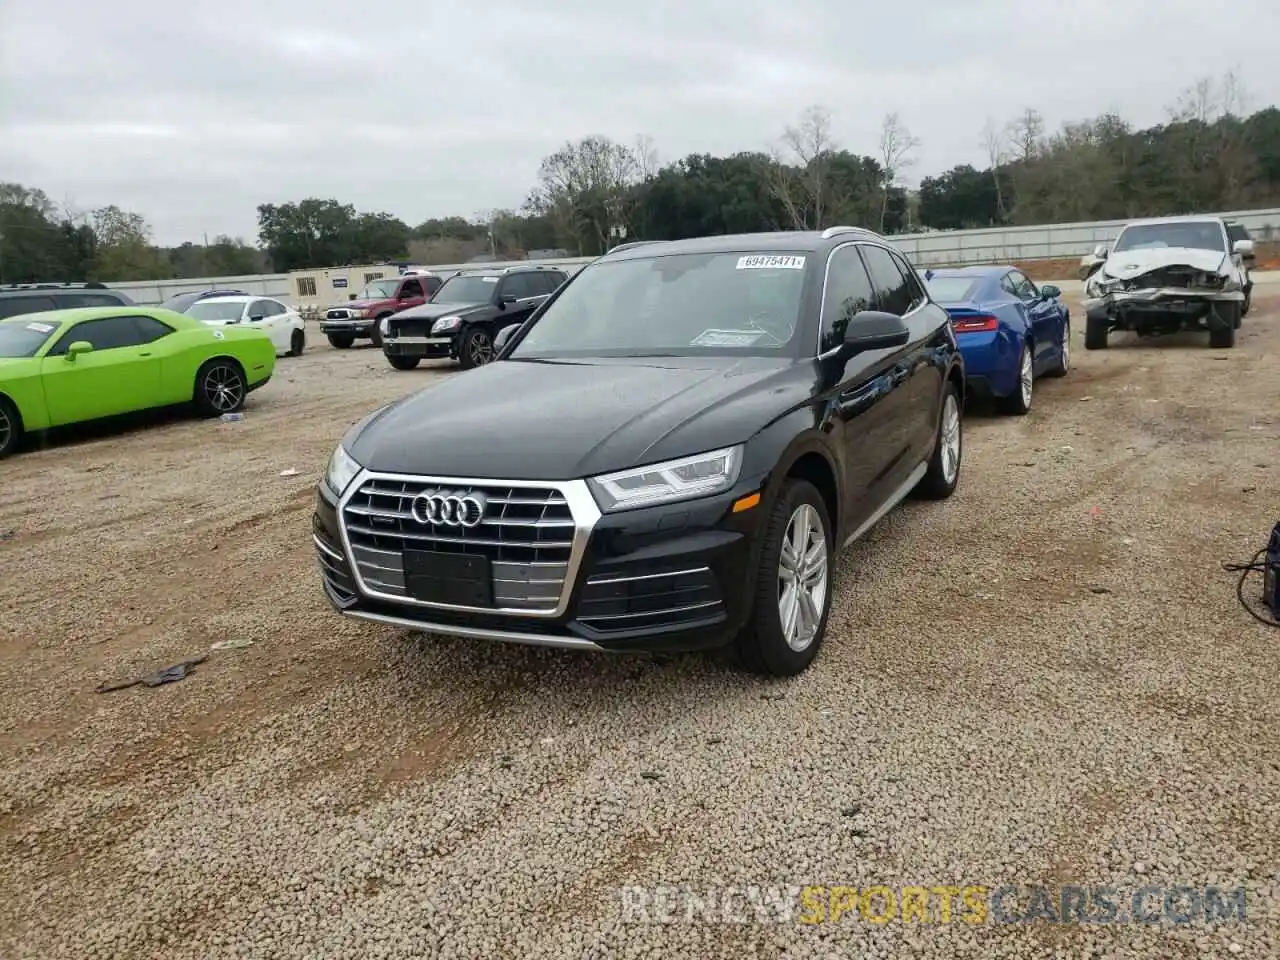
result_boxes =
[0,283,134,319]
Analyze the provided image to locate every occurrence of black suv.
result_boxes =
[380,264,568,370]
[313,228,964,676]
[0,282,133,319]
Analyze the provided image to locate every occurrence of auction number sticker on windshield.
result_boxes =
[481,276,499,283]
[691,329,765,347]
[25,321,55,333]
[737,255,805,270]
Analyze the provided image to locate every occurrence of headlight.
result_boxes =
[325,443,361,497]
[432,315,462,334]
[587,445,743,512]
[348,308,366,319]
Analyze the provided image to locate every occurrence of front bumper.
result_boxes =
[1082,286,1243,315]
[320,318,374,335]
[383,335,453,358]
[312,468,769,654]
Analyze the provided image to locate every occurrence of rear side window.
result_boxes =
[131,315,174,343]
[0,296,57,319]
[858,245,913,315]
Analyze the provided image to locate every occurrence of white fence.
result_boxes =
[107,207,1280,305]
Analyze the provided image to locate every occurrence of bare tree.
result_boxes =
[526,136,640,255]
[1006,107,1045,163]
[877,112,920,232]
[980,116,1008,220]
[633,134,660,181]
[764,105,845,230]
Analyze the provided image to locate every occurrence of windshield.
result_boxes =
[354,280,399,300]
[509,252,807,359]
[1112,222,1226,254]
[433,276,499,304]
[0,319,60,358]
[921,276,979,303]
[187,300,246,322]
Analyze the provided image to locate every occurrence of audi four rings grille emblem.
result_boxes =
[410,490,488,528]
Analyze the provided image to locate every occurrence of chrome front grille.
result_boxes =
[337,472,599,617]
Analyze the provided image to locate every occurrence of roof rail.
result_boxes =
[0,281,109,291]
[607,240,666,254]
[819,225,876,240]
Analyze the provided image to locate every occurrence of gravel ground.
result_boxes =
[1,297,1278,959]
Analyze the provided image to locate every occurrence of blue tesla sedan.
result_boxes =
[919,265,1071,415]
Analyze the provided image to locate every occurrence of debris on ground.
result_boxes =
[279,468,300,477]
[220,412,244,423]
[210,638,254,652]
[95,656,209,694]
[0,529,14,541]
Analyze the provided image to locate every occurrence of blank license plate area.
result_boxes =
[403,550,493,606]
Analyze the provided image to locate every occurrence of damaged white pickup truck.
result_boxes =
[1079,216,1253,350]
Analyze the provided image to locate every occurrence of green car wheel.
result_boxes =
[194,359,247,416]
[0,396,21,458]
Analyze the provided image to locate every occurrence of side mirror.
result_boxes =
[1092,244,1109,260]
[348,293,357,301]
[1039,284,1061,299]
[248,314,265,322]
[1233,239,1255,258]
[66,340,93,361]
[497,295,516,310]
[494,325,517,352]
[843,311,910,354]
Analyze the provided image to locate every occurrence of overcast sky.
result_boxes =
[3,0,1278,247]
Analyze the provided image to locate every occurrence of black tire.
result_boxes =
[734,479,833,677]
[1242,283,1251,318]
[193,358,247,417]
[327,333,355,349]
[913,379,963,500]
[998,342,1033,415]
[1045,319,1070,377]
[1085,314,1109,350]
[458,326,496,369]
[1209,304,1239,348]
[289,329,305,357]
[369,317,388,348]
[0,395,23,459]
[387,355,420,370]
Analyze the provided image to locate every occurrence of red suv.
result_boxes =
[319,272,442,349]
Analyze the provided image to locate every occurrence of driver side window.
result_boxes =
[400,279,424,299]
[820,245,876,353]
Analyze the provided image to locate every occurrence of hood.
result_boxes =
[345,356,811,480]
[1101,247,1227,280]
[329,299,381,311]
[390,301,487,322]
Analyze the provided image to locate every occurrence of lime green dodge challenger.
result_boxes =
[0,306,276,458]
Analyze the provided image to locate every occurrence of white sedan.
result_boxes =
[184,295,307,357]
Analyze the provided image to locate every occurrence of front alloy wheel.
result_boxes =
[735,479,833,677]
[778,503,829,652]
[0,398,20,458]
[460,327,495,369]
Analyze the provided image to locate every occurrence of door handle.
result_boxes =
[139,352,153,357]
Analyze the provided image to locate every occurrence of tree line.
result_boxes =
[2,73,1276,284]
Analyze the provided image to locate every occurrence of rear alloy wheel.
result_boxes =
[327,333,355,349]
[913,381,962,500]
[736,479,833,677]
[194,359,247,416]
[459,326,495,369]
[1000,342,1033,415]
[0,396,22,459]
[387,355,420,371]
[289,329,305,357]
